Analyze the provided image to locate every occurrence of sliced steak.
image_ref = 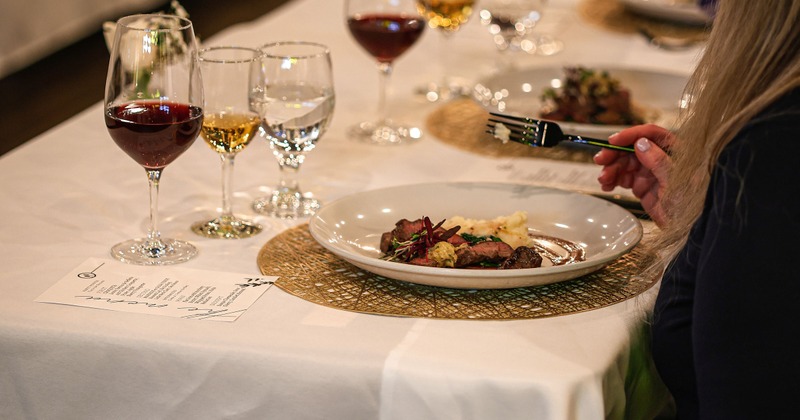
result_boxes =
[380,218,425,253]
[500,247,543,269]
[447,233,468,247]
[379,231,393,253]
[408,256,437,267]
[455,241,514,267]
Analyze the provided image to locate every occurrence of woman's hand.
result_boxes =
[593,124,674,226]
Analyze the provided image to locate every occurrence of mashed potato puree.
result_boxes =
[442,211,532,249]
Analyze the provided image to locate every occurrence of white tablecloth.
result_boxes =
[0,0,701,418]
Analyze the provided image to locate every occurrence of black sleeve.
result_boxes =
[692,110,800,418]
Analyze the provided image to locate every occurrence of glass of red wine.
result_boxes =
[104,14,204,265]
[345,0,425,145]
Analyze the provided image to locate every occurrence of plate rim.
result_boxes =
[618,0,711,25]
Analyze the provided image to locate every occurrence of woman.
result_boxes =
[594,0,800,418]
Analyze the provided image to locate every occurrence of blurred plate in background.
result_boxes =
[619,0,711,26]
[473,66,688,139]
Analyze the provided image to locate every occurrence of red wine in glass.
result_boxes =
[104,14,203,265]
[345,0,425,145]
[105,101,202,170]
[347,14,425,63]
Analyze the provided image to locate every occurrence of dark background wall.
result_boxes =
[0,0,293,156]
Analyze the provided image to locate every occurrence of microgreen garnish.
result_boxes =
[461,233,503,244]
[382,216,460,263]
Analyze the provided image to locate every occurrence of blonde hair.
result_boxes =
[645,0,800,274]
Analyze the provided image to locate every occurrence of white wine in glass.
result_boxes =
[191,46,263,239]
[104,14,203,265]
[250,42,335,219]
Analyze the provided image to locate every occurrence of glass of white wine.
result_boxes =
[416,0,476,102]
[250,42,335,219]
[191,46,263,239]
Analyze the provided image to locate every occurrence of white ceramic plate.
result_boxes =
[473,66,688,139]
[619,0,711,26]
[309,182,642,289]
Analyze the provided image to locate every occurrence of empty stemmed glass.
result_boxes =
[250,42,335,219]
[104,14,203,264]
[479,0,544,70]
[416,0,475,102]
[191,47,263,239]
[346,0,426,145]
[526,0,564,56]
[480,0,562,71]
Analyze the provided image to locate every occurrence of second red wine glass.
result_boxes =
[346,0,425,145]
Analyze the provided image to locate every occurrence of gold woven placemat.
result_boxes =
[258,224,657,320]
[579,0,710,42]
[425,98,596,163]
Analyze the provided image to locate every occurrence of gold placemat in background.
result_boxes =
[425,98,596,164]
[427,2,708,164]
[579,0,709,42]
[258,224,657,320]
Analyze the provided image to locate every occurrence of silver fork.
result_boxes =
[486,112,634,153]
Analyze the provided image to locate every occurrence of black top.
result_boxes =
[651,88,800,419]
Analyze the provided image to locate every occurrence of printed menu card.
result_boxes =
[36,258,276,322]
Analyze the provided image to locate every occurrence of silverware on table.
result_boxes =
[486,112,635,152]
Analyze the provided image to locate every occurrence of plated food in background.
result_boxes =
[473,65,688,139]
[380,212,585,269]
[540,67,645,126]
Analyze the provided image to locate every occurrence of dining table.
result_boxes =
[0,0,705,418]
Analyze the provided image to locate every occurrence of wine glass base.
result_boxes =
[253,194,320,219]
[415,78,473,103]
[528,35,563,56]
[349,121,422,145]
[191,217,263,239]
[111,238,198,265]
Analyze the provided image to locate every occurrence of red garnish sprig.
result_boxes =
[387,217,460,262]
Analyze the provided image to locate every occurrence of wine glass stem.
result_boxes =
[278,164,301,195]
[220,153,236,223]
[146,169,163,246]
[376,62,393,125]
[497,42,513,71]
[438,32,453,89]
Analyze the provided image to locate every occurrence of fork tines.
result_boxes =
[486,111,636,153]
[486,114,548,148]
